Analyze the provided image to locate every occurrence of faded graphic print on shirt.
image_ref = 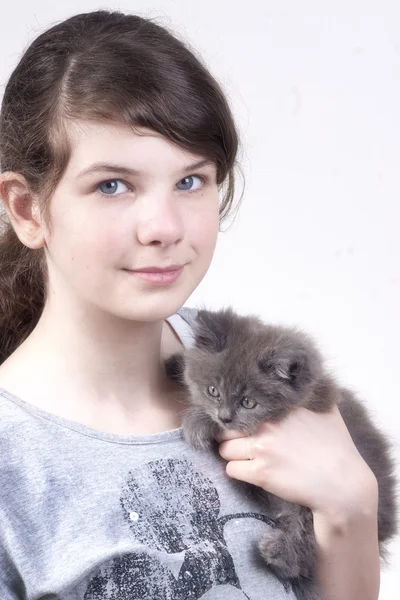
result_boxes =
[84,458,291,599]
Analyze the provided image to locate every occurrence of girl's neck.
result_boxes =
[0,300,187,434]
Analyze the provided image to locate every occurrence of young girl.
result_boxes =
[0,9,380,600]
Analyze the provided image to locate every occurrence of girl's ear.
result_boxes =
[0,171,45,249]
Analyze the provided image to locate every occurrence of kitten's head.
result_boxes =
[182,308,324,433]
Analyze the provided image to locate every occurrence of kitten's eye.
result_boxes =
[207,385,220,398]
[241,397,257,409]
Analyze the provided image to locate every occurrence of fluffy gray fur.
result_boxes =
[165,308,398,600]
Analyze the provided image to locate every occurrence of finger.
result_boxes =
[225,458,263,487]
[214,429,248,442]
[218,435,254,461]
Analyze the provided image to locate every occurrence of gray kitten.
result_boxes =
[165,308,398,600]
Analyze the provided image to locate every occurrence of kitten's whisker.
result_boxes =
[240,423,256,435]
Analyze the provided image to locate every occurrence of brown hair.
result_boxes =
[0,10,241,364]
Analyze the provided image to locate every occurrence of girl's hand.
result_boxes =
[216,403,378,518]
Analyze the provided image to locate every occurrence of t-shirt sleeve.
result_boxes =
[166,307,198,349]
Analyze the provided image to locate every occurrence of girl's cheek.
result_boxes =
[199,215,219,250]
[84,219,128,260]
[188,202,219,239]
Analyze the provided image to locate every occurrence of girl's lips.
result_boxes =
[125,266,184,285]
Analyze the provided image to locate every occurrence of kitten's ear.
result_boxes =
[287,357,311,389]
[258,352,314,390]
[194,309,233,352]
[165,353,186,383]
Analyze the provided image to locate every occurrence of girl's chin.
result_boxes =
[108,293,192,323]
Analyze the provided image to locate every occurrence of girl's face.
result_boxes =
[42,120,220,321]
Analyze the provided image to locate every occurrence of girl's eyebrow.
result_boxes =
[76,158,215,179]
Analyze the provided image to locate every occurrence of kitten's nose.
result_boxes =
[218,411,233,424]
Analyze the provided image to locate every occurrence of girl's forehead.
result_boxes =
[65,119,213,178]
[67,120,174,158]
[68,119,159,143]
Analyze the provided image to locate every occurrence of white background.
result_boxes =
[1,1,399,597]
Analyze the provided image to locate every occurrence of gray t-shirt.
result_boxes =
[0,308,296,600]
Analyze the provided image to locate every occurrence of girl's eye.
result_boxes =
[96,175,205,196]
[176,175,204,192]
[241,398,257,409]
[207,385,220,398]
[97,179,129,196]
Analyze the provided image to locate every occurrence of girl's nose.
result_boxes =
[135,196,184,248]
